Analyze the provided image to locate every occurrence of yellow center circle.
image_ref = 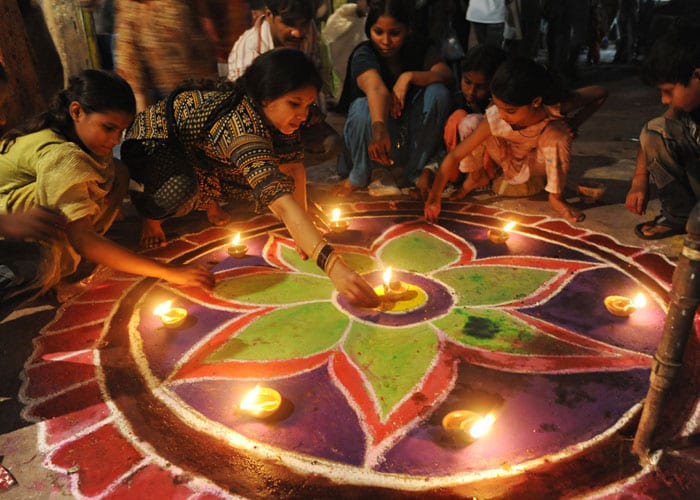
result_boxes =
[372,283,428,313]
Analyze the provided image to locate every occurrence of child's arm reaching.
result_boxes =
[424,119,492,222]
[66,217,215,290]
[560,85,608,136]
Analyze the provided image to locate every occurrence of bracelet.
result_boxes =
[310,239,327,262]
[324,252,342,275]
[316,244,335,271]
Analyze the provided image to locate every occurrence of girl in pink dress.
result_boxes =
[425,56,607,224]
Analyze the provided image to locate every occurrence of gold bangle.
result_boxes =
[325,252,342,275]
[310,238,327,262]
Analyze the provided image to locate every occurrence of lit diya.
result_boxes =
[442,410,496,441]
[239,384,282,418]
[604,292,647,317]
[487,221,516,244]
[329,208,349,233]
[153,300,188,328]
[381,266,407,299]
[227,232,248,258]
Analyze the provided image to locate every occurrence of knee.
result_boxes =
[639,117,669,158]
[346,98,370,124]
[423,83,451,113]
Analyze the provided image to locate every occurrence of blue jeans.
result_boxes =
[337,83,451,187]
[641,115,700,226]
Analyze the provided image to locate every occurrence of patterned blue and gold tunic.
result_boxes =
[122,91,302,218]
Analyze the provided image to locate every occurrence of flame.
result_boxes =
[240,384,261,411]
[383,267,392,285]
[331,208,341,222]
[631,293,647,309]
[466,413,496,439]
[503,221,516,232]
[240,384,279,412]
[232,232,241,246]
[153,300,173,317]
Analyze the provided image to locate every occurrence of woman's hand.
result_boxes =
[424,192,442,222]
[327,257,380,308]
[391,72,412,119]
[368,121,393,166]
[0,206,66,242]
[164,263,215,290]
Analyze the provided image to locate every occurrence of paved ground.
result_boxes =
[1,59,695,497]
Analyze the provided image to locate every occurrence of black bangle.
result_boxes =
[316,243,334,271]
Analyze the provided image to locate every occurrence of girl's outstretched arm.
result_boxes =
[560,85,608,135]
[424,118,492,222]
[66,218,215,289]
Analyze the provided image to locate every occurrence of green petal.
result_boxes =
[379,230,459,274]
[280,246,378,276]
[435,266,557,306]
[344,323,438,419]
[280,245,324,276]
[342,252,379,274]
[206,302,347,362]
[215,271,334,304]
[435,308,590,355]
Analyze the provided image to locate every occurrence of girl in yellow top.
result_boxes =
[0,70,213,317]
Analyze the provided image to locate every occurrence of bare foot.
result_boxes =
[141,218,167,249]
[333,178,358,198]
[449,169,489,200]
[549,195,585,223]
[206,202,231,226]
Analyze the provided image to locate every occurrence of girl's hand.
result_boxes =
[368,122,393,166]
[328,257,380,308]
[165,264,215,290]
[424,193,442,222]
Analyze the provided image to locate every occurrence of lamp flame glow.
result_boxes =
[465,413,496,439]
[239,384,281,417]
[153,300,173,318]
[383,267,392,286]
[153,300,188,328]
[631,293,647,309]
[332,208,341,222]
[232,232,241,246]
[503,221,516,232]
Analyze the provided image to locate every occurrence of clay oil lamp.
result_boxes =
[153,300,188,328]
[487,221,516,244]
[227,232,248,258]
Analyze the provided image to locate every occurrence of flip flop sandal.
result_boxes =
[634,215,686,240]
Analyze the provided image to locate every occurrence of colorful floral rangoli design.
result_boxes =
[20,201,699,498]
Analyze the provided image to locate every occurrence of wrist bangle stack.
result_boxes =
[315,243,335,271]
[324,252,342,275]
[310,239,327,261]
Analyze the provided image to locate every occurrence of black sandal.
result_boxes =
[634,215,686,240]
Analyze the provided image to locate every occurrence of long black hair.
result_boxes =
[1,69,135,153]
[201,48,322,131]
[490,56,565,107]
[335,0,421,113]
